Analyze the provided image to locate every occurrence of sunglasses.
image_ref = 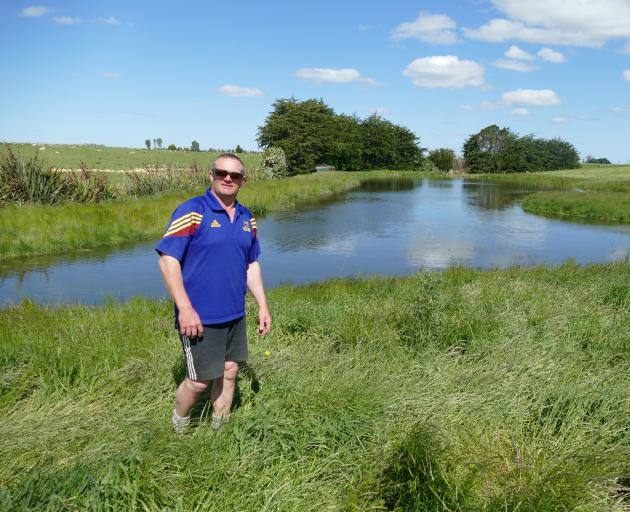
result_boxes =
[214,169,244,181]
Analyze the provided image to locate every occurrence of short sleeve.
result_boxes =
[248,216,261,263]
[155,202,203,262]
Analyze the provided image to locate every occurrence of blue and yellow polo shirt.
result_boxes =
[155,188,260,325]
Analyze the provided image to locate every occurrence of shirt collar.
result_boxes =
[205,187,244,214]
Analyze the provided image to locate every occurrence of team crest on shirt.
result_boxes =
[211,219,221,228]
[242,220,251,232]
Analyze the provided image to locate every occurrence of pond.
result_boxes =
[1,178,629,305]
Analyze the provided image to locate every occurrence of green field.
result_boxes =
[1,262,628,510]
[6,143,263,171]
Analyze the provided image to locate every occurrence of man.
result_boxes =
[156,153,271,433]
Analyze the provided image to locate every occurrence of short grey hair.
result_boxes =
[211,153,246,176]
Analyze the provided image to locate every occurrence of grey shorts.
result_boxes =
[179,316,247,381]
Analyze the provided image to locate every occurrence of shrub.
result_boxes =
[417,158,439,173]
[260,147,288,179]
[428,148,455,172]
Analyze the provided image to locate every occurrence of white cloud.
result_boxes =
[100,71,121,79]
[505,45,534,60]
[463,0,630,48]
[611,106,630,113]
[403,55,484,89]
[392,12,457,44]
[552,116,568,123]
[624,70,630,82]
[369,107,390,115]
[53,16,81,25]
[294,68,376,84]
[494,59,539,72]
[96,17,121,25]
[20,6,50,17]
[538,47,566,62]
[511,107,530,115]
[502,88,560,106]
[217,85,263,96]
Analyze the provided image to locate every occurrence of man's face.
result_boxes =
[211,157,244,198]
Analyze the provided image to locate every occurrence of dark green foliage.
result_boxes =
[463,125,579,173]
[144,139,151,150]
[587,157,612,164]
[257,98,423,174]
[190,140,200,152]
[428,148,455,172]
[235,144,244,153]
[360,114,422,170]
[167,144,177,151]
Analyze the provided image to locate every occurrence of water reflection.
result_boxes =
[463,181,529,210]
[2,178,630,305]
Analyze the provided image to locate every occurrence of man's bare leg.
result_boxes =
[175,378,209,417]
[211,361,239,420]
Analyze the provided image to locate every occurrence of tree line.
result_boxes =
[463,125,579,174]
[257,98,423,175]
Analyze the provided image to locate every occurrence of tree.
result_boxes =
[167,144,177,151]
[258,97,340,174]
[463,125,579,173]
[156,138,163,150]
[463,125,516,173]
[145,139,151,150]
[257,97,423,174]
[428,148,455,171]
[191,140,200,152]
[235,144,244,153]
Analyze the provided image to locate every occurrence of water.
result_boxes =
[2,178,629,305]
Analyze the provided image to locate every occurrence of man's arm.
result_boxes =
[246,261,271,335]
[158,254,203,338]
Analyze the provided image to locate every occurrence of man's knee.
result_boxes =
[185,378,209,394]
[224,361,239,381]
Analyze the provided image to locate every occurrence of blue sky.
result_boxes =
[2,0,629,162]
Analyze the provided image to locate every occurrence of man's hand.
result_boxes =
[257,305,272,335]
[178,306,203,338]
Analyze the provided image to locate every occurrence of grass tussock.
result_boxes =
[0,146,116,205]
[0,262,628,510]
[0,170,416,259]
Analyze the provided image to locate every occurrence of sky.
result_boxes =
[1,0,630,162]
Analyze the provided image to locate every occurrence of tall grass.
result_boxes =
[0,146,116,205]
[124,162,210,197]
[0,262,628,510]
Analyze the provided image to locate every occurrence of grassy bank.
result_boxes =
[522,190,630,223]
[1,262,628,510]
[471,166,630,222]
[0,171,417,260]
[7,143,263,171]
